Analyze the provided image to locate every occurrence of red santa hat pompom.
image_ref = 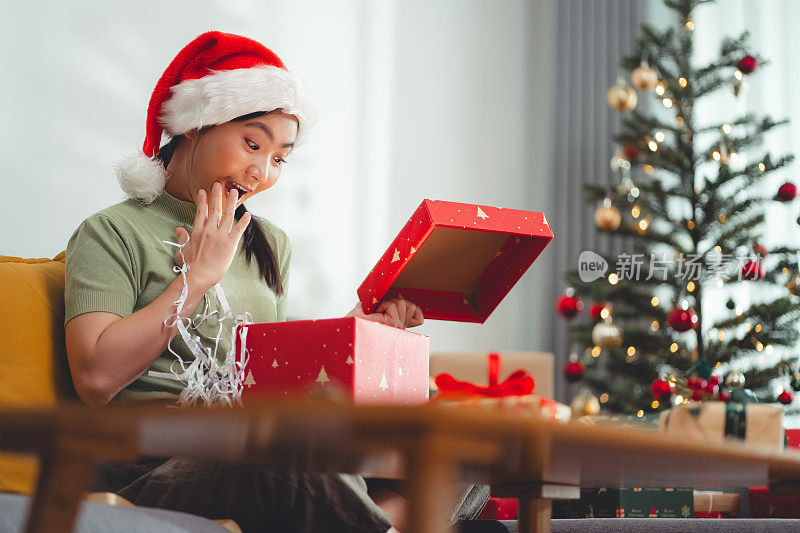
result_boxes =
[115,31,318,203]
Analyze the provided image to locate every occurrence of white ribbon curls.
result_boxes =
[148,236,253,408]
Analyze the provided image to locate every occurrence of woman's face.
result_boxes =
[183,110,298,207]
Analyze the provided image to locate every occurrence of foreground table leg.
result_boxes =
[518,497,551,533]
[405,436,457,533]
[493,483,579,533]
[24,444,96,533]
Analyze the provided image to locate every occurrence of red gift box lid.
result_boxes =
[357,199,553,323]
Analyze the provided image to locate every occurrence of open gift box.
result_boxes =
[236,317,429,405]
[237,199,553,405]
[357,199,553,323]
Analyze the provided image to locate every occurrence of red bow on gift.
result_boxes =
[434,353,535,399]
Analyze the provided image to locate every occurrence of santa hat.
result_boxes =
[115,31,317,204]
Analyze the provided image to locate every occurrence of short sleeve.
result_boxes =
[275,230,291,322]
[64,214,139,325]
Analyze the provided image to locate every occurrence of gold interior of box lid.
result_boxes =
[391,227,512,295]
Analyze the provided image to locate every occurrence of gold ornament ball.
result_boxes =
[571,390,601,416]
[592,319,623,348]
[594,203,622,231]
[631,63,658,91]
[606,82,638,111]
[787,273,800,296]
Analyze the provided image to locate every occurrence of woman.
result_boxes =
[64,31,488,532]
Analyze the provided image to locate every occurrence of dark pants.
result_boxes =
[90,457,490,533]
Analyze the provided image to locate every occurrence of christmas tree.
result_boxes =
[560,0,800,415]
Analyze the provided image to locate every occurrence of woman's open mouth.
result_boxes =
[224,181,249,198]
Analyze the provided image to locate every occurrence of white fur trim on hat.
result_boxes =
[114,151,169,205]
[161,65,318,146]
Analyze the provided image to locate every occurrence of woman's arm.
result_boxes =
[65,270,211,407]
[66,185,249,407]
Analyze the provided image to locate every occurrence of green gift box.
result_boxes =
[553,487,693,518]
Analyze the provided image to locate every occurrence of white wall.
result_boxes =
[0,0,556,354]
[383,0,556,354]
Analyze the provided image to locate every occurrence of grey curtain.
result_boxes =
[545,0,648,403]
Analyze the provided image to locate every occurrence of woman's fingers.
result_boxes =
[374,297,426,329]
[383,303,402,329]
[405,304,424,328]
[175,227,189,244]
[402,301,423,328]
[208,182,223,229]
[395,298,421,328]
[193,189,208,233]
[234,211,252,236]
[356,298,424,329]
[375,300,400,328]
[170,184,250,288]
[222,188,238,233]
[394,298,407,324]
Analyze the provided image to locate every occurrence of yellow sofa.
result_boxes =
[0,251,79,494]
[0,252,244,531]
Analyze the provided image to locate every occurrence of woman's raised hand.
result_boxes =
[346,297,424,329]
[173,182,251,289]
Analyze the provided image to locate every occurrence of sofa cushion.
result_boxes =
[0,251,77,494]
[0,492,229,533]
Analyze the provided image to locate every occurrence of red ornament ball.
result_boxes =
[556,294,584,319]
[777,182,798,202]
[740,260,765,281]
[737,55,758,74]
[779,389,794,405]
[622,143,641,161]
[563,360,586,383]
[705,375,721,395]
[691,388,704,401]
[686,376,704,390]
[718,389,731,402]
[651,379,674,401]
[589,303,607,323]
[667,307,698,332]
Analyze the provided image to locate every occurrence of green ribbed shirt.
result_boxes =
[64,189,290,404]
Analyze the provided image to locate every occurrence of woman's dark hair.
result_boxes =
[156,111,284,295]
